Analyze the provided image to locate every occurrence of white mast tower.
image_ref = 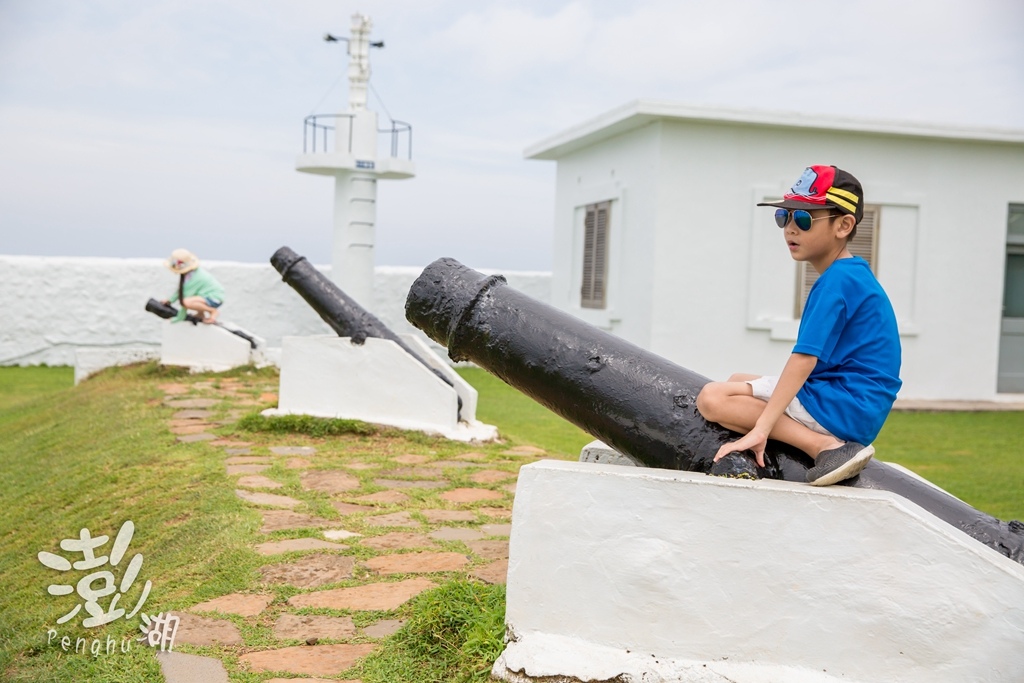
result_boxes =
[296,14,415,307]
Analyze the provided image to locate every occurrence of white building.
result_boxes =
[527,100,1024,401]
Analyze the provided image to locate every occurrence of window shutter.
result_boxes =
[581,201,610,309]
[797,206,879,316]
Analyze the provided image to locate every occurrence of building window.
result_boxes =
[581,201,610,309]
[796,205,879,317]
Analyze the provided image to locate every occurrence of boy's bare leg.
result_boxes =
[696,379,843,458]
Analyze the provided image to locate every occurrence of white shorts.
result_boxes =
[745,376,834,437]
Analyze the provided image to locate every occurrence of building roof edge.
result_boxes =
[524,99,1024,160]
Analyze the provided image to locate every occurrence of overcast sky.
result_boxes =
[1,0,1022,271]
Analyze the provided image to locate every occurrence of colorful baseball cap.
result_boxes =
[758,165,864,224]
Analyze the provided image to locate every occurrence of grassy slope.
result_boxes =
[0,365,262,681]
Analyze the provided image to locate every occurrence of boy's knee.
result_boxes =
[696,383,721,419]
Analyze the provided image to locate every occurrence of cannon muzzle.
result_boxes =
[145,298,177,320]
[406,257,1024,564]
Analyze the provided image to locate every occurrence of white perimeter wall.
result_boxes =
[548,119,1024,401]
[0,255,551,367]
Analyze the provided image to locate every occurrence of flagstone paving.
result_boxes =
[353,489,410,504]
[363,551,470,575]
[287,578,436,611]
[332,501,376,515]
[364,511,421,528]
[255,538,348,555]
[226,455,271,465]
[472,559,510,584]
[235,489,302,508]
[157,651,229,683]
[155,375,544,681]
[360,532,436,551]
[259,510,335,532]
[372,478,448,489]
[300,469,361,493]
[469,469,517,484]
[273,614,357,640]
[432,459,488,468]
[479,506,513,519]
[209,438,253,447]
[171,613,243,647]
[421,509,476,523]
[439,487,505,503]
[176,432,216,443]
[429,527,486,542]
[191,593,274,617]
[361,619,406,639]
[342,461,379,470]
[383,466,444,478]
[392,454,431,464]
[226,463,270,475]
[322,529,362,541]
[236,475,283,489]
[260,553,356,588]
[454,451,489,461]
[466,540,510,560]
[165,397,220,408]
[168,418,208,428]
[172,409,213,419]
[240,643,378,676]
[170,423,215,435]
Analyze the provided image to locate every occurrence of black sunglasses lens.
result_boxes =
[794,210,812,230]
[774,209,788,228]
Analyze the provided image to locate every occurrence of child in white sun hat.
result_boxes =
[162,248,226,324]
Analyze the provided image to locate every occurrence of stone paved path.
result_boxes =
[155,373,532,682]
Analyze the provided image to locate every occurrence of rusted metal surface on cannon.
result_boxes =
[405,257,1024,564]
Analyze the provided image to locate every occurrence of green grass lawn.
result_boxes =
[0,363,1021,682]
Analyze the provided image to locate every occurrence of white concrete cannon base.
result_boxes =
[264,334,497,443]
[493,460,1024,683]
[160,320,263,373]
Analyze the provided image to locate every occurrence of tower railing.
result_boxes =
[302,114,412,160]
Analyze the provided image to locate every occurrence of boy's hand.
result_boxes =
[714,428,768,468]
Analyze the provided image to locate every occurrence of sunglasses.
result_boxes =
[774,208,835,231]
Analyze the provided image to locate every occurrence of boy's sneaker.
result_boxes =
[807,442,874,486]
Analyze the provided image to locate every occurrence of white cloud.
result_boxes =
[436,2,593,78]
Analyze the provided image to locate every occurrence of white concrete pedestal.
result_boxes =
[266,334,497,442]
[160,322,256,372]
[494,460,1024,683]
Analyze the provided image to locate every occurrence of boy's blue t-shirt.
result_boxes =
[793,256,902,444]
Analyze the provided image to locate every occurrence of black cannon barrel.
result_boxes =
[272,246,405,345]
[271,246,461,415]
[405,257,1024,564]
